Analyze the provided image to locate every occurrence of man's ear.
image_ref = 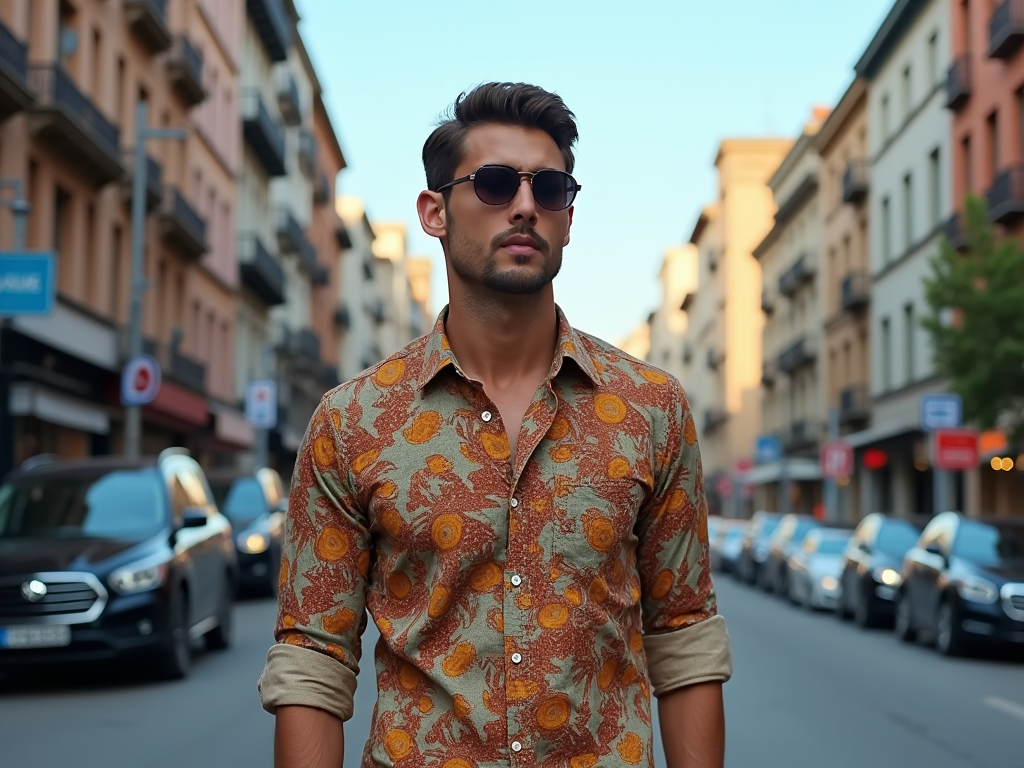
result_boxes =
[563,205,574,247]
[418,190,447,239]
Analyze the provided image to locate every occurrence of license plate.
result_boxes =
[0,625,72,649]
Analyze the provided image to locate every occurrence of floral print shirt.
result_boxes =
[265,307,729,768]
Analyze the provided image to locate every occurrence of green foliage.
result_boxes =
[922,195,1024,450]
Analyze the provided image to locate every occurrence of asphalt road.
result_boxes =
[2,577,1023,768]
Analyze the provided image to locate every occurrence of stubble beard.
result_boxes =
[447,215,563,296]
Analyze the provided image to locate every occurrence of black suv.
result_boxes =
[0,449,238,679]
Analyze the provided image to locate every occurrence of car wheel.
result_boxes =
[935,600,966,657]
[205,574,234,651]
[894,593,916,643]
[157,588,191,680]
[854,584,876,629]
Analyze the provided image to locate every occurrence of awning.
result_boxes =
[211,404,256,449]
[746,458,822,486]
[146,381,208,427]
[841,420,919,449]
[9,383,110,434]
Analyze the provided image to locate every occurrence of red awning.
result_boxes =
[145,381,208,427]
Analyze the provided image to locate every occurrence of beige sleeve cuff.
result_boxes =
[257,643,359,722]
[643,614,733,697]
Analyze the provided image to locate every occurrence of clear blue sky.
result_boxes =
[298,0,893,344]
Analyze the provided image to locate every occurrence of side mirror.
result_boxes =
[180,507,208,529]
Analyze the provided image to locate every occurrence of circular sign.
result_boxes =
[121,354,162,406]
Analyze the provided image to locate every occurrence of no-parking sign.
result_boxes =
[121,355,162,406]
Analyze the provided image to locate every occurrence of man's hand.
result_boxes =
[658,681,725,768]
[275,705,345,768]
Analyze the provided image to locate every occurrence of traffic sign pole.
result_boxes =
[255,345,273,470]
[921,394,964,517]
[824,407,840,522]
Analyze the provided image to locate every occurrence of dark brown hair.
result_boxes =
[422,82,578,193]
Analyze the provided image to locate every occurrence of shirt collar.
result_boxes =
[415,305,601,391]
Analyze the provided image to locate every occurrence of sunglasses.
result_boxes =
[435,165,581,211]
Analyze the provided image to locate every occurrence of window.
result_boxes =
[929,149,941,227]
[881,196,892,263]
[904,304,915,383]
[53,187,70,254]
[91,28,102,102]
[902,174,914,250]
[881,94,891,139]
[902,65,912,119]
[881,317,892,391]
[84,203,95,304]
[962,134,973,194]
[927,32,938,88]
[987,111,1000,182]
[110,225,122,320]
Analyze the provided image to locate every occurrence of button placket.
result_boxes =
[511,652,523,664]
[481,410,493,422]
[510,741,523,753]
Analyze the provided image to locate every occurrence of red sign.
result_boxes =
[933,428,979,471]
[863,448,889,470]
[715,476,734,498]
[820,440,854,479]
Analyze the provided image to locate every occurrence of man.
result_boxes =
[260,82,732,768]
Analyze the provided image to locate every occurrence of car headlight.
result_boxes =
[872,567,903,587]
[109,557,169,595]
[955,574,998,604]
[237,532,270,554]
[820,576,839,591]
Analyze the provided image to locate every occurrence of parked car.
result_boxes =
[836,513,926,627]
[736,511,781,585]
[760,514,820,594]
[895,512,1024,656]
[709,517,746,574]
[0,449,237,680]
[786,528,852,610]
[207,468,287,596]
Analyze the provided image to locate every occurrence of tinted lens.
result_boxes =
[532,170,577,211]
[473,166,521,205]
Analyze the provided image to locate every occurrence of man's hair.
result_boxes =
[422,82,578,193]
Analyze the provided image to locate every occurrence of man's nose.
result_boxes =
[508,176,538,224]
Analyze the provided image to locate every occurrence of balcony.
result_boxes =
[159,187,207,260]
[242,91,286,177]
[945,55,971,111]
[121,151,164,212]
[943,212,968,252]
[842,159,869,205]
[986,164,1024,225]
[124,0,171,54]
[840,270,870,313]
[320,363,340,389]
[989,0,1024,59]
[761,291,775,315]
[130,336,206,392]
[778,255,815,298]
[298,128,317,179]
[246,0,292,63]
[761,361,776,388]
[0,19,33,119]
[335,222,352,249]
[777,336,817,374]
[275,208,317,273]
[313,173,332,206]
[282,327,321,366]
[784,420,822,452]
[239,235,286,306]
[839,384,870,426]
[333,304,351,330]
[167,36,205,107]
[702,408,729,435]
[276,67,301,126]
[26,65,123,187]
[706,347,723,371]
[369,299,387,325]
[312,264,330,286]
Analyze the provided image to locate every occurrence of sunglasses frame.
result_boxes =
[435,164,581,211]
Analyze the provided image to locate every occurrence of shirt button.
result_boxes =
[481,410,493,422]
[511,741,523,753]
[510,498,519,509]
[510,574,522,587]
[511,652,523,664]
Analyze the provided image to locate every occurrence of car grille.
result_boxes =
[0,573,107,625]
[1003,584,1024,621]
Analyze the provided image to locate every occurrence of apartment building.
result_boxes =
[816,78,872,521]
[678,139,793,514]
[947,0,1024,515]
[617,320,652,362]
[0,0,243,475]
[753,111,828,517]
[646,244,698,382]
[851,0,954,517]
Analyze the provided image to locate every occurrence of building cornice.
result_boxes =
[855,0,930,81]
[816,78,868,156]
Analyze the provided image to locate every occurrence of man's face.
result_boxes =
[440,124,574,296]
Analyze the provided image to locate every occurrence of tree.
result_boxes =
[922,194,1024,451]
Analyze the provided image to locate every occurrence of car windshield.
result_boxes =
[792,519,819,543]
[953,522,1024,567]
[0,469,166,540]
[756,519,780,541]
[877,522,922,558]
[813,537,848,555]
[210,478,267,526]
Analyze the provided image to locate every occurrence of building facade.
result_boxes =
[646,244,697,382]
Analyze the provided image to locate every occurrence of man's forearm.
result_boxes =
[275,705,345,768]
[657,681,725,768]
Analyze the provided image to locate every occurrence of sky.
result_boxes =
[297,0,894,345]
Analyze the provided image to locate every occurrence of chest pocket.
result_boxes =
[548,480,643,572]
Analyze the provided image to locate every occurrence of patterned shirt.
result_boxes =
[259,307,731,768]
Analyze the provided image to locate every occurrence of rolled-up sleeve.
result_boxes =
[258,393,370,721]
[636,379,732,695]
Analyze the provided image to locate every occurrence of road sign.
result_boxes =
[715,475,734,498]
[246,380,277,429]
[920,393,962,432]
[121,355,162,406]
[820,440,854,479]
[0,252,55,316]
[933,428,979,471]
[755,435,782,464]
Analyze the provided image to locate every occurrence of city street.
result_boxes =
[1,578,1022,768]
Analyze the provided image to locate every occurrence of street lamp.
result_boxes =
[124,101,187,458]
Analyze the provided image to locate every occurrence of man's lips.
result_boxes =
[500,235,541,255]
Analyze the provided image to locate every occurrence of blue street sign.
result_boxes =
[920,393,962,432]
[0,252,56,317]
[755,434,783,464]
